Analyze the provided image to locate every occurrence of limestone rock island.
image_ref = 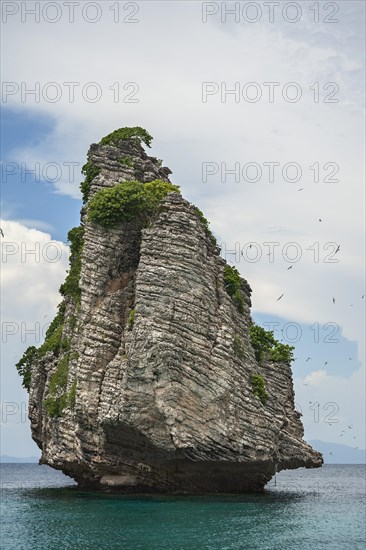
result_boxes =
[17,127,323,492]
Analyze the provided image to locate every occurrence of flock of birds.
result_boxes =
[270,233,364,457]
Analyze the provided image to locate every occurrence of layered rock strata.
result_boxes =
[27,134,322,493]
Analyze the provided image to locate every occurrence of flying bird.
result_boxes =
[362,295,364,299]
[324,361,328,366]
[0,228,4,238]
[348,425,353,429]
[298,188,304,191]
[332,297,336,304]
[306,357,311,362]
[277,293,284,301]
[335,245,340,253]
[319,218,322,222]
[287,266,293,270]
[330,451,333,456]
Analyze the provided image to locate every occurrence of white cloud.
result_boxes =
[304,369,328,386]
[0,220,69,455]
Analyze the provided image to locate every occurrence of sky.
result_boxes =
[0,0,365,459]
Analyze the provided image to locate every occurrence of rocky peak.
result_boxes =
[18,127,322,493]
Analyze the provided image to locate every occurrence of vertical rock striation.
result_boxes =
[24,129,322,493]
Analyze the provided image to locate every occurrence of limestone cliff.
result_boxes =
[20,128,322,492]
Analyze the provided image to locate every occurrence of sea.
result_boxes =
[0,464,365,549]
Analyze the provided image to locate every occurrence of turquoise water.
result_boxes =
[1,464,365,549]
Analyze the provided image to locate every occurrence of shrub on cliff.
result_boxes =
[88,179,180,228]
[59,226,84,304]
[99,127,153,148]
[15,346,38,392]
[223,265,245,314]
[249,323,294,365]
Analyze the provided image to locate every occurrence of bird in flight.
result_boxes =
[0,228,4,238]
[306,357,311,362]
[335,245,340,253]
[319,218,322,222]
[287,266,293,270]
[298,188,304,191]
[330,451,333,456]
[332,297,336,304]
[348,425,353,429]
[324,361,328,366]
[277,294,284,301]
[362,295,364,299]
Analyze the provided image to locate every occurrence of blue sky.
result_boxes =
[2,109,81,241]
[1,1,364,458]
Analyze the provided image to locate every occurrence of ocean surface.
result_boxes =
[0,464,365,549]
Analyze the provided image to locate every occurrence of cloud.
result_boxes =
[304,369,328,386]
[0,219,70,455]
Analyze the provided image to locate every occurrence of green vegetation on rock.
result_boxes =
[223,265,244,314]
[100,127,153,148]
[118,156,134,168]
[16,226,84,395]
[44,355,69,417]
[251,374,268,404]
[193,206,217,246]
[59,226,84,304]
[88,179,180,228]
[128,309,135,329]
[80,161,100,203]
[249,323,294,365]
[15,346,38,392]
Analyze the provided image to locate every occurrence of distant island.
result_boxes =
[308,440,366,465]
[0,455,40,463]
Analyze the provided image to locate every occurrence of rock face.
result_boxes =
[27,133,322,493]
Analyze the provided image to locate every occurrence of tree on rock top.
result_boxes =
[99,127,153,148]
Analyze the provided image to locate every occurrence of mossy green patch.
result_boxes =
[88,179,180,228]
[59,226,84,305]
[223,265,244,314]
[251,374,268,404]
